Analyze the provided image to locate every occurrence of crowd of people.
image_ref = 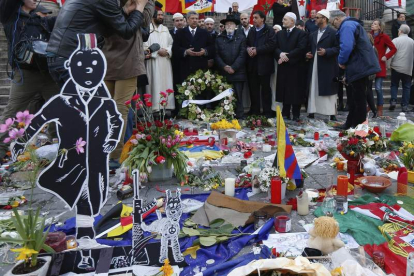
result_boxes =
[0,0,414,167]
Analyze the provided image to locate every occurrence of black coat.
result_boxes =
[47,0,145,58]
[169,29,176,39]
[172,27,214,81]
[246,24,276,75]
[307,27,339,96]
[275,27,308,105]
[272,2,291,26]
[391,19,412,39]
[305,19,318,34]
[215,30,247,82]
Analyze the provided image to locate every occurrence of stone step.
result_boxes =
[0,95,9,106]
[0,78,10,86]
[0,86,10,95]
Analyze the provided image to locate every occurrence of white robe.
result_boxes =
[270,61,283,112]
[144,24,175,111]
[307,30,337,116]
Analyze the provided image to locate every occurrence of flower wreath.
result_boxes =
[176,70,236,122]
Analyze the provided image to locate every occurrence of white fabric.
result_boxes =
[390,34,414,76]
[384,0,406,8]
[307,30,337,116]
[317,9,331,19]
[243,26,251,37]
[270,61,283,111]
[296,0,307,19]
[182,89,233,107]
[205,17,214,23]
[214,0,258,12]
[144,24,175,111]
[173,13,184,19]
[326,0,340,11]
[285,12,297,21]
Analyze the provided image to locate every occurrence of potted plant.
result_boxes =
[0,111,55,275]
[122,90,188,182]
[399,142,414,183]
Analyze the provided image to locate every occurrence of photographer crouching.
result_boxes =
[0,0,59,160]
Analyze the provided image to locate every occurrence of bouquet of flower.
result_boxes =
[289,134,314,147]
[337,127,386,158]
[123,90,188,182]
[244,115,273,129]
[210,119,241,130]
[186,167,224,191]
[399,142,414,171]
[258,167,289,192]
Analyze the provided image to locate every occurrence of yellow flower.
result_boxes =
[373,136,379,141]
[11,201,19,208]
[409,143,414,148]
[405,153,408,156]
[159,259,174,276]
[11,247,38,262]
[350,151,355,156]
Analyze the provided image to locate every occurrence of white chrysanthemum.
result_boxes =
[224,100,229,104]
[182,82,186,86]
[185,90,190,95]
[298,133,305,139]
[224,105,230,110]
[201,114,206,120]
[197,79,202,83]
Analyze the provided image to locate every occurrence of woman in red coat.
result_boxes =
[371,19,397,116]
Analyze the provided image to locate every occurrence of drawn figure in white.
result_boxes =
[141,189,184,263]
[11,33,123,241]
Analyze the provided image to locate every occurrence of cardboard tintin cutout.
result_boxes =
[12,33,124,240]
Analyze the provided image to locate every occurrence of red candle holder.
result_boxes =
[314,132,320,141]
[270,177,282,204]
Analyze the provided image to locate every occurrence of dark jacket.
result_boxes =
[392,19,412,39]
[215,30,247,82]
[4,9,56,71]
[337,17,381,83]
[307,26,340,96]
[172,27,214,81]
[305,19,318,34]
[246,24,276,75]
[272,2,291,26]
[47,0,146,58]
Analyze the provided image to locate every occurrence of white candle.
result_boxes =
[263,144,271,152]
[251,168,261,194]
[225,178,236,197]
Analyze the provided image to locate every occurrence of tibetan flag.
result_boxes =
[276,106,302,180]
[182,0,213,13]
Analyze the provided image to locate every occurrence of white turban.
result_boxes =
[173,13,184,19]
[284,12,297,22]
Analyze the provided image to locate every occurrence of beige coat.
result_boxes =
[103,0,154,80]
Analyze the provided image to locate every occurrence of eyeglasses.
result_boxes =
[315,16,323,19]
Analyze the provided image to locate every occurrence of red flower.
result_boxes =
[131,94,140,101]
[132,129,138,135]
[160,100,167,106]
[154,120,163,128]
[136,102,141,110]
[271,248,277,257]
[146,135,152,141]
[339,132,344,137]
[124,100,131,106]
[348,138,359,145]
[137,125,145,132]
[143,94,151,99]
[160,91,167,98]
[174,124,179,129]
[257,120,261,126]
[244,151,252,159]
[155,155,166,164]
[146,122,152,127]
[145,101,153,107]
[166,89,174,94]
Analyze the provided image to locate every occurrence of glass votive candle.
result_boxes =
[337,161,345,171]
[274,215,291,233]
[253,211,268,230]
[353,184,363,199]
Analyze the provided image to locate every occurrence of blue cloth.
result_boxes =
[124,107,135,143]
[336,17,381,83]
[179,145,221,152]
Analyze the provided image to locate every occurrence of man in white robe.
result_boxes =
[144,9,175,111]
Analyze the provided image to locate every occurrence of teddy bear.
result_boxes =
[307,216,345,255]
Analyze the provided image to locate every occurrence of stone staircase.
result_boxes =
[0,25,9,114]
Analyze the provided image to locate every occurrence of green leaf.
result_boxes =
[182,227,200,237]
[200,236,217,247]
[218,224,235,234]
[0,237,26,244]
[209,218,225,228]
[184,219,197,227]
[216,236,229,242]
[41,243,55,253]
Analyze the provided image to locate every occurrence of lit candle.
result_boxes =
[225,178,235,197]
[251,168,261,194]
[337,175,348,196]
[262,144,271,152]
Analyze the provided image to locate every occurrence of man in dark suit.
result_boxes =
[305,10,318,34]
[169,12,184,39]
[246,10,276,117]
[275,12,308,121]
[172,10,214,82]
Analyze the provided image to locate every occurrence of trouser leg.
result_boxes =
[260,75,272,115]
[248,73,260,115]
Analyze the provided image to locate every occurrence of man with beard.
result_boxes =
[275,12,308,121]
[145,9,174,111]
[239,13,251,37]
[205,17,217,40]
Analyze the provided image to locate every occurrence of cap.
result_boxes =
[317,9,330,20]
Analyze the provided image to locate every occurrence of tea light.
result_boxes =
[263,144,271,152]
[225,178,235,197]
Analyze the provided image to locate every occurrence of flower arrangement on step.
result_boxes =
[122,90,188,182]
[258,167,289,193]
[176,70,235,122]
[0,111,55,274]
[337,127,386,159]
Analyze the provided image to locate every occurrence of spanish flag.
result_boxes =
[276,106,302,180]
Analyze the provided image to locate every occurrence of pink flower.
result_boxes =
[160,91,167,98]
[130,139,138,145]
[16,110,34,126]
[161,138,166,144]
[160,100,167,106]
[3,137,10,143]
[166,142,172,148]
[171,152,177,158]
[8,128,24,141]
[135,102,141,110]
[75,138,86,154]
[125,100,131,106]
[131,94,140,101]
[166,89,174,94]
[0,118,15,133]
[136,134,144,140]
[138,101,144,107]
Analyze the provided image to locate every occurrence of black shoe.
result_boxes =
[343,105,349,112]
[308,113,315,119]
[338,104,344,112]
[330,115,337,121]
[389,99,397,111]
[292,116,300,122]
[402,106,412,113]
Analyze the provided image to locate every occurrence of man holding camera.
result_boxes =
[330,10,380,129]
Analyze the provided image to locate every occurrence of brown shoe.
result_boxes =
[377,105,383,117]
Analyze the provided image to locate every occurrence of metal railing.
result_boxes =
[361,0,414,21]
